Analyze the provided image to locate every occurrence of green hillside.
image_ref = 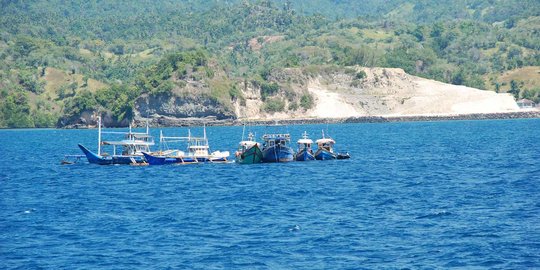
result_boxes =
[1,0,539,127]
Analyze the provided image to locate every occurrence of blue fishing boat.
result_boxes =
[313,131,351,160]
[143,127,229,165]
[314,131,337,160]
[261,133,294,163]
[142,152,197,165]
[78,116,154,165]
[295,132,315,161]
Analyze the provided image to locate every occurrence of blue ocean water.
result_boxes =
[1,119,539,269]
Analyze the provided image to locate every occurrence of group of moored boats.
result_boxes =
[235,131,350,164]
[66,117,349,166]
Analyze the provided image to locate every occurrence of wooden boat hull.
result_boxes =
[315,149,337,160]
[78,144,145,165]
[236,145,263,164]
[295,149,315,161]
[194,157,226,162]
[142,152,197,165]
[262,145,294,163]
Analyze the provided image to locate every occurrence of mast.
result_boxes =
[203,124,207,140]
[97,115,102,156]
[146,120,149,135]
[160,130,163,151]
[241,123,246,141]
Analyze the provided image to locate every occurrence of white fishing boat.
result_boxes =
[143,126,229,165]
[77,116,154,165]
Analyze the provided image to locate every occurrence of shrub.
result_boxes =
[300,93,314,109]
[260,82,279,101]
[229,85,242,100]
[355,70,367,80]
[263,98,285,113]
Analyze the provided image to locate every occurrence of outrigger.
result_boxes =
[143,126,229,165]
[78,116,154,165]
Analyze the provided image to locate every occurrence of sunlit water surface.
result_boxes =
[1,119,539,269]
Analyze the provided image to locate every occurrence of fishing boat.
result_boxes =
[143,127,229,165]
[314,130,337,160]
[78,117,154,165]
[295,131,315,161]
[314,131,351,160]
[235,132,263,164]
[261,133,294,163]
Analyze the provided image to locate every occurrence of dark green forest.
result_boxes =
[1,0,539,127]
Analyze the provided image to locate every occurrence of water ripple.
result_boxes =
[1,120,539,269]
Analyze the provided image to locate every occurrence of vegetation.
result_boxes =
[1,0,539,127]
[263,98,286,113]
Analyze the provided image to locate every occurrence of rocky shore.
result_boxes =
[128,111,540,128]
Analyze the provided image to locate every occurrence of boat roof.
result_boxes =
[297,138,313,144]
[316,138,335,144]
[262,134,290,141]
[188,145,209,149]
[239,140,258,146]
[102,140,155,146]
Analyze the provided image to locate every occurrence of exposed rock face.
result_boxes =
[133,66,520,125]
[58,110,129,128]
[302,67,519,118]
[134,93,235,120]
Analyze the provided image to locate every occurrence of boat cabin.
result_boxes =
[297,132,313,151]
[101,132,154,156]
[262,134,291,148]
[187,137,210,157]
[316,138,335,152]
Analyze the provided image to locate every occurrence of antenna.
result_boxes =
[203,124,207,140]
[146,120,149,134]
[326,121,330,138]
[241,123,246,141]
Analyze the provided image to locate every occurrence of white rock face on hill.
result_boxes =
[295,67,518,119]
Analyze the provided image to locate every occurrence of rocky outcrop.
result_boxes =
[131,66,524,127]
[58,110,129,128]
[134,93,235,121]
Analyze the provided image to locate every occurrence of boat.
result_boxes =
[313,130,351,160]
[78,116,154,165]
[143,127,229,165]
[314,130,337,160]
[235,132,263,164]
[261,133,294,163]
[295,131,315,161]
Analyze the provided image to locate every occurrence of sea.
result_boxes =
[1,119,539,269]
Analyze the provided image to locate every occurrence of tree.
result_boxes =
[508,80,520,99]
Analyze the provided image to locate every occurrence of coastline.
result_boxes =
[130,110,540,128]
[4,110,534,129]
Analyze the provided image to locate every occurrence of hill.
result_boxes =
[0,0,539,127]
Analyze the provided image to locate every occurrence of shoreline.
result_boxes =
[131,110,540,128]
[3,111,537,130]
